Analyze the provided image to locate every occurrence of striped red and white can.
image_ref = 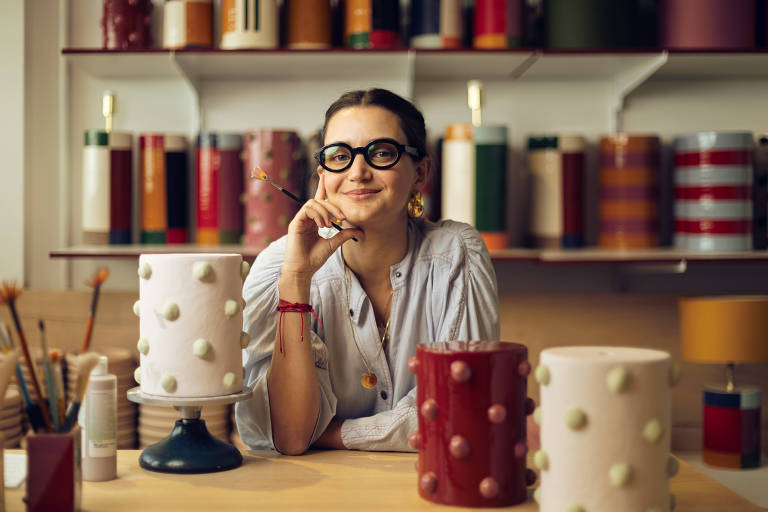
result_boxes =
[196,133,244,245]
[140,134,189,244]
[674,132,754,251]
[243,130,304,250]
[474,0,524,49]
[527,135,585,248]
[599,135,660,249]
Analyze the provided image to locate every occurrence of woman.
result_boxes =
[236,89,500,455]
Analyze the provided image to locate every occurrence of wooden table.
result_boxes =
[6,450,763,511]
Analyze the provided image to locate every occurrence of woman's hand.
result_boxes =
[282,173,363,280]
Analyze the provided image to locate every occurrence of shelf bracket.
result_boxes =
[169,51,203,133]
[404,50,416,99]
[510,51,540,80]
[609,51,668,132]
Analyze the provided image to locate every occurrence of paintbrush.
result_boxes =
[1,282,54,432]
[80,267,110,353]
[249,166,358,242]
[38,320,60,431]
[49,349,67,431]
[0,322,45,432]
[63,352,101,431]
[0,347,19,412]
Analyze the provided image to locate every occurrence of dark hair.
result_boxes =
[322,89,427,161]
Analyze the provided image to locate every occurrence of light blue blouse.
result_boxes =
[235,218,500,451]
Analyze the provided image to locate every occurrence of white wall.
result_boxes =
[0,1,25,283]
[25,0,66,289]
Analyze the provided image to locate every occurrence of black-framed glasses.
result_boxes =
[314,138,422,172]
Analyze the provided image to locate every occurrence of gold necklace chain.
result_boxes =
[344,266,391,389]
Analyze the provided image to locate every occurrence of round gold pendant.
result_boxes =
[361,372,378,389]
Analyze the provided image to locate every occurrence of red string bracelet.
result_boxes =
[276,299,323,355]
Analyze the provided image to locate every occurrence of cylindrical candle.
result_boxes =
[474,0,523,49]
[528,135,585,248]
[102,0,153,49]
[83,130,110,245]
[599,135,660,249]
[410,0,462,49]
[163,0,213,49]
[345,0,401,49]
[197,133,244,245]
[703,387,762,469]
[220,0,278,49]
[140,134,188,244]
[661,0,755,50]
[475,126,508,249]
[109,132,133,244]
[674,132,753,252]
[412,341,534,507]
[545,0,632,49]
[441,124,474,225]
[243,130,303,249]
[753,133,768,249]
[286,0,331,49]
[536,346,675,511]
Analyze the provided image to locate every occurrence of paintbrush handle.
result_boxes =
[63,401,81,432]
[80,316,95,353]
[42,361,60,431]
[15,365,44,432]
[279,187,302,204]
[9,303,54,431]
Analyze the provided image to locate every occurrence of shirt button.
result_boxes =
[349,309,354,317]
[380,390,388,400]
[395,271,402,278]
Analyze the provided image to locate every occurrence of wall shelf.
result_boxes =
[62,48,768,82]
[50,245,768,265]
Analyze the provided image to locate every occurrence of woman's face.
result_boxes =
[320,106,428,229]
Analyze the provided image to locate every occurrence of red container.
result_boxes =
[410,341,535,507]
[102,0,153,49]
[243,130,304,249]
[26,428,82,512]
[661,0,755,50]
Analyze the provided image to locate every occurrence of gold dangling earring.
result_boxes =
[407,191,424,218]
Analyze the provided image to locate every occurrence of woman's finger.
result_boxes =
[314,171,326,201]
[304,201,331,228]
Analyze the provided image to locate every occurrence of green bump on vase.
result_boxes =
[535,364,551,385]
[643,418,664,444]
[609,463,633,487]
[565,407,587,430]
[534,450,549,471]
[606,366,630,393]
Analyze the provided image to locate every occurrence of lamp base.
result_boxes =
[702,386,761,469]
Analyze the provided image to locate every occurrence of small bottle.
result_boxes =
[78,355,117,481]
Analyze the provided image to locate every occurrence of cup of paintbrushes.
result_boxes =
[25,425,82,512]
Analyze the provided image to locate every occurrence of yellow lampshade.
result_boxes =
[679,296,768,363]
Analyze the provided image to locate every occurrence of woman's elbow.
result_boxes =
[274,432,312,455]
